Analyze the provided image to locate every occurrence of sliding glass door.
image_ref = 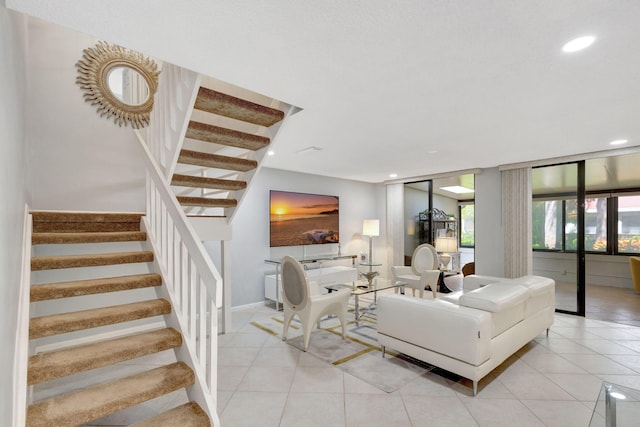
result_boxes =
[403,181,432,266]
[532,161,586,315]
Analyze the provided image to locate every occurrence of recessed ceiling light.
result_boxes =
[427,150,438,154]
[440,185,474,194]
[562,35,596,53]
[389,173,398,178]
[267,150,275,156]
[610,139,628,146]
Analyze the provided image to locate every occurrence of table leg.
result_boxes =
[354,295,360,326]
[275,264,280,311]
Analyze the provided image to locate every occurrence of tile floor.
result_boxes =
[555,283,640,327]
[217,302,640,427]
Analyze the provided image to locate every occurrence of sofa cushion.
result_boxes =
[439,290,463,304]
[459,283,530,312]
[377,295,492,366]
[462,275,505,292]
[513,275,554,296]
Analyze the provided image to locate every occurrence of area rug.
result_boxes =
[250,304,434,393]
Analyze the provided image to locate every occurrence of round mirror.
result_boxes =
[76,42,160,129]
[107,66,150,106]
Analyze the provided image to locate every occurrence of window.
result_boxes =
[585,197,607,252]
[459,203,474,247]
[618,195,640,254]
[532,194,639,254]
[532,200,562,250]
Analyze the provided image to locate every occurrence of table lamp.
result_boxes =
[435,236,457,270]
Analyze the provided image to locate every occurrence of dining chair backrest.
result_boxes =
[281,256,309,310]
[411,243,438,275]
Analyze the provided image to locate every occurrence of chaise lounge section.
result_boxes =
[376,274,555,395]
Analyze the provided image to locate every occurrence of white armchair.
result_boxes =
[281,256,351,351]
[392,244,441,298]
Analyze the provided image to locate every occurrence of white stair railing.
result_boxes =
[135,133,221,426]
[142,63,201,179]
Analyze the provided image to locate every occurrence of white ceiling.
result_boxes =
[9,1,640,184]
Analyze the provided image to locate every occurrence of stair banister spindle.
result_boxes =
[207,297,216,389]
[199,279,207,364]
[189,260,197,339]
[161,205,167,263]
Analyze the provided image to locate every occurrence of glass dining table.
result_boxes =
[325,278,406,326]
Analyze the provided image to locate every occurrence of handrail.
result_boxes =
[135,131,221,425]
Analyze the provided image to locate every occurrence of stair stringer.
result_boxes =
[141,218,220,427]
[225,103,301,224]
[14,209,32,427]
[143,62,202,180]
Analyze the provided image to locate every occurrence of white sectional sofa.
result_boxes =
[376,275,555,395]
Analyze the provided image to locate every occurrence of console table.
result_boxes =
[264,254,358,310]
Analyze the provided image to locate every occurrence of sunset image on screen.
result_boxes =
[269,190,339,247]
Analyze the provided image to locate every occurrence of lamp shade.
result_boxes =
[362,219,380,237]
[435,236,457,253]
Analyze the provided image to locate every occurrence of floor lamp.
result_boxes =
[362,219,380,286]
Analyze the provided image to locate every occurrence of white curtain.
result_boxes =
[502,167,532,278]
[386,184,404,273]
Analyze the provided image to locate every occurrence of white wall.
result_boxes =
[27,17,146,212]
[0,6,29,425]
[475,167,504,276]
[222,167,383,307]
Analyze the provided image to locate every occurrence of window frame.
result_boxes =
[458,201,475,249]
[532,189,640,256]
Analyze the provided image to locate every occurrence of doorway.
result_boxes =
[403,174,475,273]
[532,152,640,324]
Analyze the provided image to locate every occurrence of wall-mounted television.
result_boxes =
[269,190,339,247]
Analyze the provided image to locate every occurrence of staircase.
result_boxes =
[27,211,211,426]
[170,82,286,217]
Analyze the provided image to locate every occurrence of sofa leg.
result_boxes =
[546,327,550,337]
[381,345,386,358]
[473,381,478,396]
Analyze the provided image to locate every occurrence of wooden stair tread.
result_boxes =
[194,87,284,127]
[32,231,147,245]
[32,211,143,233]
[131,402,211,427]
[171,174,247,191]
[29,299,171,339]
[31,251,154,271]
[186,120,270,151]
[31,212,144,223]
[28,328,182,385]
[178,149,257,172]
[26,362,194,427]
[177,196,238,208]
[31,273,162,302]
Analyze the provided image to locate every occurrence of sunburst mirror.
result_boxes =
[76,41,160,129]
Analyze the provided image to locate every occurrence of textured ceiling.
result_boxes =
[10,0,640,183]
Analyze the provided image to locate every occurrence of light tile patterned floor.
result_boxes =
[217,303,640,427]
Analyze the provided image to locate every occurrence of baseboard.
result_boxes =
[34,321,166,354]
[228,301,271,311]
